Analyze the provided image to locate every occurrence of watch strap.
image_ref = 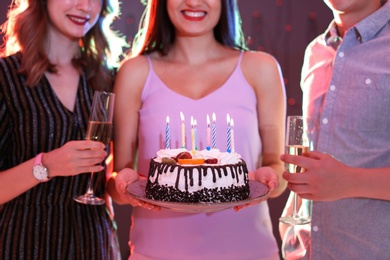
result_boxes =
[33,153,50,182]
[34,152,44,166]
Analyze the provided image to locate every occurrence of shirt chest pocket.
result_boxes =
[333,74,390,131]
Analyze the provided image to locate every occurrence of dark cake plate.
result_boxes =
[126,179,270,213]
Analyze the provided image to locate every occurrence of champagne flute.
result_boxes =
[74,91,115,205]
[279,115,315,225]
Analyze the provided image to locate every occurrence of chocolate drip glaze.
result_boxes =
[146,159,250,203]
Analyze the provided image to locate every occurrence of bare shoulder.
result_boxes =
[114,55,150,95]
[241,50,281,74]
[117,55,149,81]
[241,50,283,92]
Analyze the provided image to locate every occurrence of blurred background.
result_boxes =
[0,1,332,259]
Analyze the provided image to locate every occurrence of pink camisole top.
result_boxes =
[130,52,278,259]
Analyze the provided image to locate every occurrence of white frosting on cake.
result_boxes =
[149,149,246,194]
[148,164,247,193]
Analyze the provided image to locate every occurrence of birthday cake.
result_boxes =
[145,148,249,203]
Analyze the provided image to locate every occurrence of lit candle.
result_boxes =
[191,116,195,153]
[194,119,198,151]
[180,111,185,148]
[212,113,216,149]
[166,116,170,149]
[231,118,235,153]
[206,114,211,150]
[226,114,231,153]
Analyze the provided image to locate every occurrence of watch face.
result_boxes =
[33,165,48,181]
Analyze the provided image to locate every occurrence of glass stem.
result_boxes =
[292,192,299,218]
[86,172,95,195]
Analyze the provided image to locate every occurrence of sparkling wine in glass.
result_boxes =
[279,115,315,225]
[74,91,115,205]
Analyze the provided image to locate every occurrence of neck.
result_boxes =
[168,34,224,65]
[46,29,81,66]
[333,2,382,37]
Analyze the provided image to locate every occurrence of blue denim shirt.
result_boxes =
[284,1,390,259]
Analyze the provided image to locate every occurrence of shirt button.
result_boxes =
[365,78,372,85]
[322,118,328,124]
[313,226,319,232]
[339,52,344,57]
[330,85,336,91]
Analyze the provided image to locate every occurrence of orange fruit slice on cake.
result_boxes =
[177,158,205,165]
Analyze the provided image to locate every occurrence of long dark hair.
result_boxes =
[0,0,127,90]
[131,0,247,57]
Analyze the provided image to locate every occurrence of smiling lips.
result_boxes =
[182,10,206,21]
[67,15,90,26]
